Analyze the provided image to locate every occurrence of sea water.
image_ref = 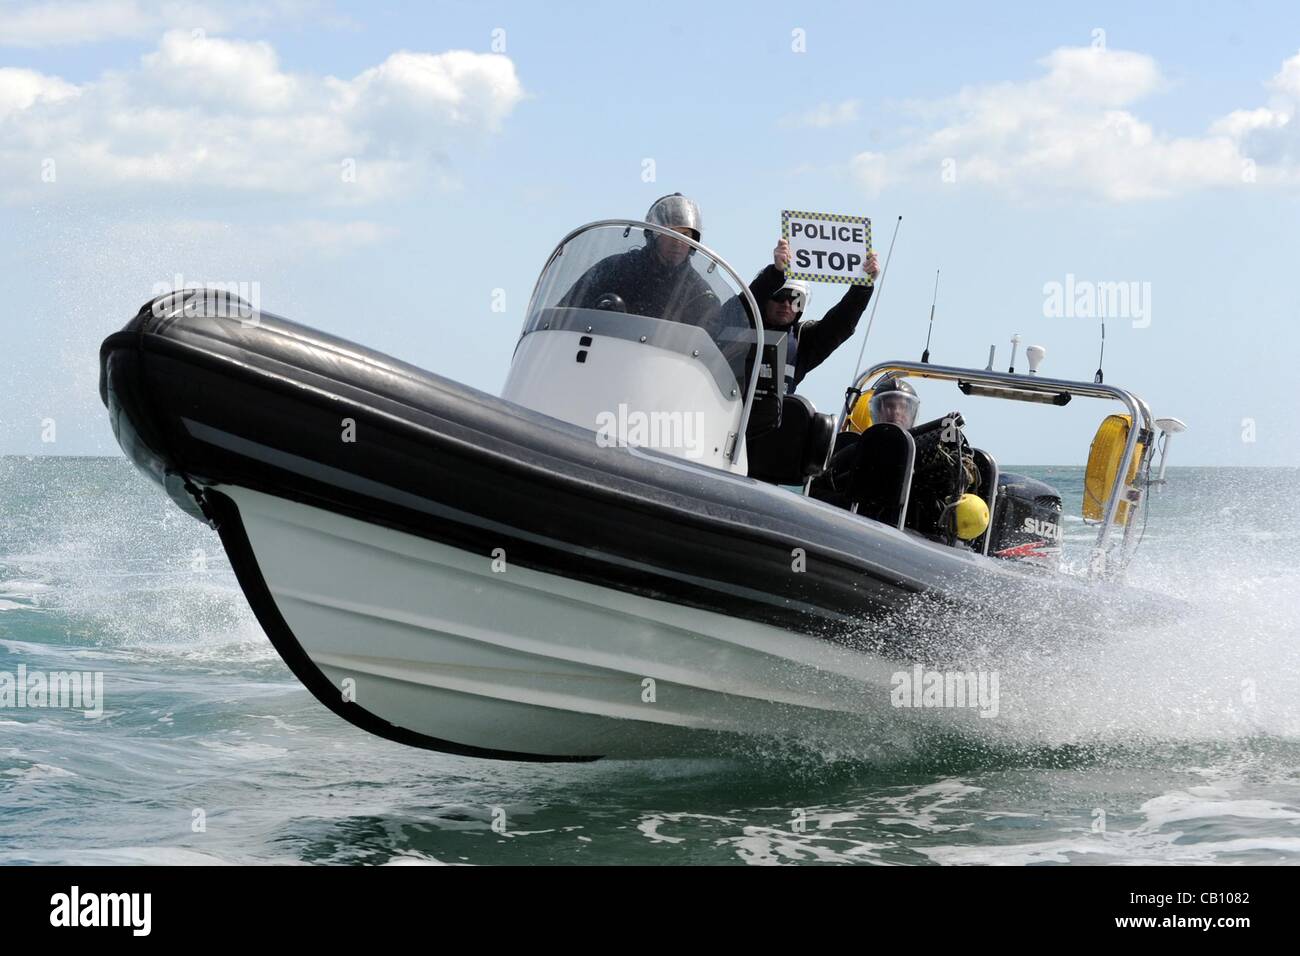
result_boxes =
[1,456,1297,865]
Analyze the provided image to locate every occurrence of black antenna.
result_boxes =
[921,268,939,363]
[1094,319,1106,383]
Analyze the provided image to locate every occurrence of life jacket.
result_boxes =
[784,323,801,393]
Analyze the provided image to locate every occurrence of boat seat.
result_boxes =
[839,423,915,527]
[747,394,836,485]
[810,424,916,525]
[969,448,999,553]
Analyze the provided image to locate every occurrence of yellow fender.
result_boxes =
[1084,414,1143,524]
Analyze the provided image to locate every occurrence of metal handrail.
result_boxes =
[976,450,999,557]
[520,219,765,465]
[839,360,1156,570]
[1117,392,1157,565]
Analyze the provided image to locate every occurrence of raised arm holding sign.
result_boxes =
[749,215,878,395]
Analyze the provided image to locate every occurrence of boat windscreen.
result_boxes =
[522,222,761,395]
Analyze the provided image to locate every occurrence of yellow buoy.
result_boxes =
[954,493,990,541]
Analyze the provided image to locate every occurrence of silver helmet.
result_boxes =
[645,193,702,241]
[869,375,920,430]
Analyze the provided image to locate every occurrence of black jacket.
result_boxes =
[750,264,874,392]
[559,246,719,327]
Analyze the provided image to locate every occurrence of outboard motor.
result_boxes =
[988,472,1063,569]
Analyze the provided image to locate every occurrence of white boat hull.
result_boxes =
[224,485,975,759]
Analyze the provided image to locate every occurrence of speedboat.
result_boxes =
[98,219,1185,760]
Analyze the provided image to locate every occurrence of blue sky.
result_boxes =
[2,0,1298,465]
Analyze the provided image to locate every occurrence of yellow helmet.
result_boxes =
[846,389,874,433]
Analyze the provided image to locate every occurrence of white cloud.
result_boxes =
[0,0,153,46]
[785,99,859,129]
[1210,107,1289,139]
[1033,46,1164,106]
[0,66,80,117]
[141,28,299,110]
[106,216,397,256]
[1231,50,1300,168]
[1270,51,1300,100]
[0,30,525,203]
[852,45,1300,201]
[0,0,322,47]
[336,49,527,133]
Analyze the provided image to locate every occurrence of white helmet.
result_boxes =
[771,278,810,314]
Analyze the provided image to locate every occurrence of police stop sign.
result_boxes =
[781,210,873,286]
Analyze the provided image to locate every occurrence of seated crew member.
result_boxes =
[867,375,920,429]
[812,374,922,507]
[759,238,879,394]
[863,375,980,539]
[558,193,720,327]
